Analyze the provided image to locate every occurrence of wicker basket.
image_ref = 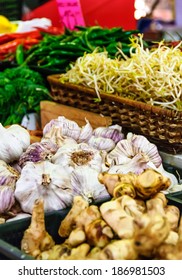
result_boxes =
[47,74,182,154]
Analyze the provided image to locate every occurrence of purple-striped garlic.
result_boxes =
[18,140,58,168]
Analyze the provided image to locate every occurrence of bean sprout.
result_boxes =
[60,35,182,111]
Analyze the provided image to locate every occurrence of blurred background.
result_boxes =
[0,0,182,40]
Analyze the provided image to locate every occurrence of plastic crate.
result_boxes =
[0,209,69,260]
[163,163,182,183]
[166,191,182,211]
[0,165,181,260]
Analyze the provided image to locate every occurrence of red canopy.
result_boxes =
[22,0,136,30]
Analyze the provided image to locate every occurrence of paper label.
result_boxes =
[56,0,85,30]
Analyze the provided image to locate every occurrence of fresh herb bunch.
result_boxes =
[0,66,51,126]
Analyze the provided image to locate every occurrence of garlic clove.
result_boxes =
[93,124,124,144]
[88,135,115,152]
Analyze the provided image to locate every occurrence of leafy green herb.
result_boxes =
[0,66,51,126]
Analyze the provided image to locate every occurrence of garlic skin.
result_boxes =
[108,153,152,175]
[0,186,15,214]
[15,161,73,214]
[18,140,58,168]
[7,124,30,151]
[43,116,81,141]
[41,126,77,148]
[70,166,110,203]
[88,135,115,152]
[52,142,104,173]
[42,116,93,145]
[107,133,162,169]
[93,124,124,144]
[0,160,19,187]
[77,119,93,143]
[0,124,30,163]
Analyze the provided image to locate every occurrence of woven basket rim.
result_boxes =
[47,74,182,119]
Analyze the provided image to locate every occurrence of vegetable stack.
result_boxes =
[20,26,140,72]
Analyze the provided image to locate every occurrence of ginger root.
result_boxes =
[100,195,144,239]
[135,169,170,199]
[99,239,138,260]
[99,169,171,199]
[21,199,55,258]
[85,218,114,248]
[155,217,182,260]
[59,196,113,249]
[66,228,86,247]
[58,196,89,238]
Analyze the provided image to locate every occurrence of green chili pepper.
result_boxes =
[53,50,84,57]
[15,44,24,65]
[38,58,69,68]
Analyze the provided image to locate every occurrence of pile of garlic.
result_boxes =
[0,117,180,223]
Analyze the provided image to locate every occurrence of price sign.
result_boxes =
[56,0,85,30]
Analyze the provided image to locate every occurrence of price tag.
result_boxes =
[56,0,85,30]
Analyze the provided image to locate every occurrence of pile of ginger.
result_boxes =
[21,195,182,260]
[20,168,182,260]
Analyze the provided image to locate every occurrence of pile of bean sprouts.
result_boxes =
[60,35,182,111]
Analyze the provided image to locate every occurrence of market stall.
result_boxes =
[0,6,182,260]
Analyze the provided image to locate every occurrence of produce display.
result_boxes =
[0,25,140,73]
[0,19,182,260]
[59,35,182,111]
[20,190,182,260]
[0,115,180,223]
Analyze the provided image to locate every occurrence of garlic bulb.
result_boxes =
[93,124,124,143]
[0,124,30,163]
[18,140,58,168]
[15,161,73,213]
[0,186,15,214]
[70,166,110,203]
[52,142,104,173]
[107,133,162,170]
[0,160,19,187]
